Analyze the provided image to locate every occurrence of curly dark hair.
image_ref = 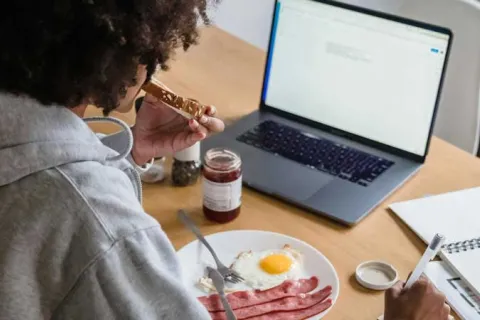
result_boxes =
[0,0,219,114]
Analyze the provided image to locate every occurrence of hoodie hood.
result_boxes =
[0,94,119,187]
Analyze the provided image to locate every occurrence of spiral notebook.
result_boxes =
[424,261,480,320]
[390,187,480,297]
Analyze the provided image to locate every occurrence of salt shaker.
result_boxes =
[172,143,201,186]
[139,157,166,184]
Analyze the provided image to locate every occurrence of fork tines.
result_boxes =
[226,272,245,284]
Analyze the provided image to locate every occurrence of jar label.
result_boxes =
[203,177,242,212]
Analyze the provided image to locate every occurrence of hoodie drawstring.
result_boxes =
[83,117,134,162]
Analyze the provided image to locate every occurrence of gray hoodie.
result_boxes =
[0,94,210,320]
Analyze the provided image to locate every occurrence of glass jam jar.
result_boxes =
[202,148,242,223]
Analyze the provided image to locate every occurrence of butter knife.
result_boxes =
[207,267,237,320]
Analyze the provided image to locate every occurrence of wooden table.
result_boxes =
[87,27,480,320]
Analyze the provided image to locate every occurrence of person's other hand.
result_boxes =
[384,275,450,320]
[131,92,224,165]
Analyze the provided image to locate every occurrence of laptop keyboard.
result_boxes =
[237,120,395,187]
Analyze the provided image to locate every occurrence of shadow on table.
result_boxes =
[349,273,385,296]
[387,207,426,254]
[223,115,243,127]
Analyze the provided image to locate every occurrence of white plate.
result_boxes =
[177,230,339,319]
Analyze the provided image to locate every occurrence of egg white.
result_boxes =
[231,246,306,290]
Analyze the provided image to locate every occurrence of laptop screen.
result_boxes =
[262,0,450,157]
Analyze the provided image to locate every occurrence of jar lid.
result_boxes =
[355,261,399,291]
[174,142,200,162]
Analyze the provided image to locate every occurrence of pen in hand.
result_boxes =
[405,233,445,288]
[378,233,448,320]
[405,234,453,319]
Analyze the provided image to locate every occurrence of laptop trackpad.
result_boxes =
[244,157,334,202]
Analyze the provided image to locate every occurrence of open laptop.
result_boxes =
[202,0,452,225]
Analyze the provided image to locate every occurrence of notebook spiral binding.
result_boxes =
[442,238,480,254]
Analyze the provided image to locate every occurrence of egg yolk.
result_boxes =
[259,254,292,274]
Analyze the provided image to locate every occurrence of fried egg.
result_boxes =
[231,245,305,290]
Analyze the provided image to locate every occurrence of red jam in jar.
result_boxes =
[202,148,242,223]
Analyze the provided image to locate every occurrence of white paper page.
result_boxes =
[442,249,480,298]
[380,262,480,320]
[389,187,480,244]
[425,261,480,320]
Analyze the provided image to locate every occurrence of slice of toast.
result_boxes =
[142,79,207,120]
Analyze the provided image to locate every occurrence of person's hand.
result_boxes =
[384,275,451,320]
[131,91,225,165]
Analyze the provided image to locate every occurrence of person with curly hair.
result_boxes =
[0,0,224,319]
[0,0,454,319]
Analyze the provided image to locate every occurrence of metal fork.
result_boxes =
[178,210,244,284]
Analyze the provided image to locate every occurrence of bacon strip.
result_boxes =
[198,277,319,312]
[245,299,332,320]
[210,286,332,320]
